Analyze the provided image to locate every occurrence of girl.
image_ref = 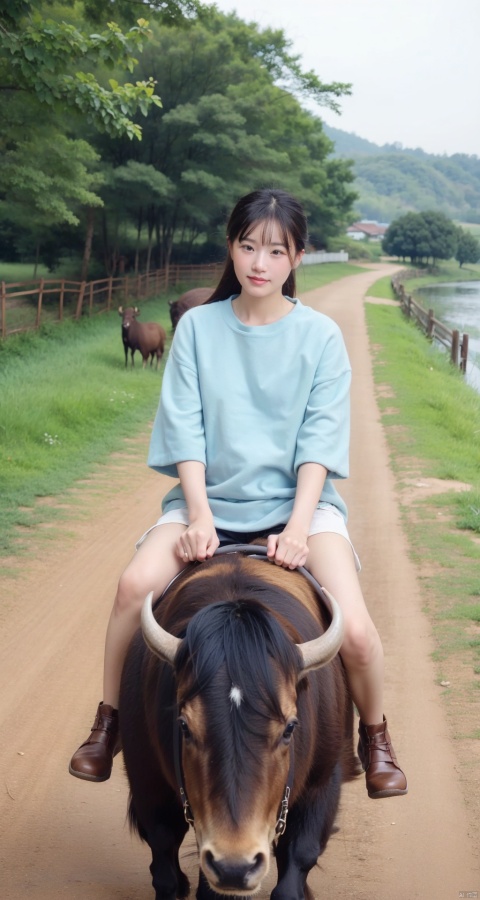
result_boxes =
[70,188,407,799]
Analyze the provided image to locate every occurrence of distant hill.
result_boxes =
[323,124,480,225]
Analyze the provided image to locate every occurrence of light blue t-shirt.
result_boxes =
[148,297,351,530]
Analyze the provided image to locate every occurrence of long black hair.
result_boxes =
[207,188,308,303]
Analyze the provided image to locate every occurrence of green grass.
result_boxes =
[0,262,51,282]
[0,296,172,555]
[402,260,480,294]
[368,305,480,482]
[0,260,82,283]
[365,300,480,689]
[297,261,367,293]
[365,275,396,301]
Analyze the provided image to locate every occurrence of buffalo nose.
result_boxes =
[204,850,266,891]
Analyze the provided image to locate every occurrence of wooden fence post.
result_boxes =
[59,279,65,321]
[107,276,113,310]
[460,333,469,374]
[124,275,129,304]
[36,279,44,328]
[427,309,434,338]
[75,282,86,319]
[0,281,6,338]
[451,330,459,367]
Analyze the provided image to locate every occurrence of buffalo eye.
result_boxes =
[178,717,191,741]
[282,719,298,744]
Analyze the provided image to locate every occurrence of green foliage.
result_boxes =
[0,4,355,273]
[0,132,103,230]
[0,7,162,139]
[90,14,356,270]
[324,124,480,224]
[456,229,480,268]
[382,210,458,264]
[455,491,480,534]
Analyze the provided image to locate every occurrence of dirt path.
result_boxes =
[1,263,478,900]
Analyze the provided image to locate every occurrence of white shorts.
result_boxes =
[136,504,361,571]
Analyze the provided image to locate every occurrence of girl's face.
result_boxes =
[229,220,304,301]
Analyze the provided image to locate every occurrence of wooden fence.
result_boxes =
[0,263,223,339]
[392,277,469,373]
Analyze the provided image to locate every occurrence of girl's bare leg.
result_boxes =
[306,532,407,798]
[306,532,384,724]
[103,523,187,707]
[69,523,187,782]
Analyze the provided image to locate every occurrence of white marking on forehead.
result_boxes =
[229,685,243,708]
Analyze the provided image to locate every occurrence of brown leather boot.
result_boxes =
[358,717,408,799]
[69,702,121,783]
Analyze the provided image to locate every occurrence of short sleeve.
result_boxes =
[294,326,351,478]
[147,314,206,477]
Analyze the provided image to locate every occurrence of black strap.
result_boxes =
[213,543,334,617]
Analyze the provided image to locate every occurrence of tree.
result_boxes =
[455,229,480,267]
[0,128,103,274]
[383,211,458,265]
[419,211,458,266]
[90,14,355,269]
[0,1,188,269]
[0,4,162,141]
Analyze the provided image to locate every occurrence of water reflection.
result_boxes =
[416,281,480,392]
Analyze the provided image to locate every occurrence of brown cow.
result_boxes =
[169,287,212,329]
[118,306,166,369]
[119,544,357,900]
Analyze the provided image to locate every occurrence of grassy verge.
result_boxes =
[0,295,172,557]
[365,295,480,733]
[402,260,480,294]
[297,261,367,293]
[0,260,84,282]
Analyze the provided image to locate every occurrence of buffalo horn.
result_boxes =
[296,587,344,677]
[141,585,344,673]
[141,591,181,665]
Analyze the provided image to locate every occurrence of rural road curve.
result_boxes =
[0,263,478,899]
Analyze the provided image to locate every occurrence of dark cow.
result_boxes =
[118,306,166,369]
[169,287,212,329]
[119,544,356,900]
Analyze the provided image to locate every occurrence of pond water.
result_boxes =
[415,281,480,393]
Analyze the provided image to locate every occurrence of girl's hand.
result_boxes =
[266,527,309,570]
[177,514,219,563]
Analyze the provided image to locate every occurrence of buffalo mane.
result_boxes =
[175,596,301,720]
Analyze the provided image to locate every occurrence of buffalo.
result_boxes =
[169,287,212,330]
[119,544,357,900]
[118,306,166,369]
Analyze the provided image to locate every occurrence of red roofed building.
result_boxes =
[346,221,388,241]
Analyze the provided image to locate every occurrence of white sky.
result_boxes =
[205,0,479,157]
